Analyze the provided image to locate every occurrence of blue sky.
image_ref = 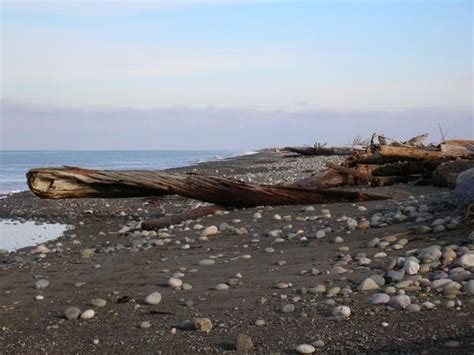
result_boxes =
[1,0,472,149]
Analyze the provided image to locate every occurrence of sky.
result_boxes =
[0,0,472,150]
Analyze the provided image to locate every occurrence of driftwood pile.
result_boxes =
[289,134,474,190]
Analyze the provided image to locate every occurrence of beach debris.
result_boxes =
[26,167,388,208]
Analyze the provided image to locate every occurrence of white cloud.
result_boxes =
[1,98,472,150]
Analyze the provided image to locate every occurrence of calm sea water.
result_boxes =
[0,150,254,194]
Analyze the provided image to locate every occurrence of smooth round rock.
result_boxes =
[80,309,95,320]
[140,321,151,329]
[332,305,351,318]
[459,254,474,268]
[370,293,390,304]
[359,278,380,291]
[168,277,183,288]
[296,344,316,354]
[35,279,50,289]
[64,307,81,320]
[404,260,420,275]
[389,295,411,309]
[236,333,254,353]
[214,283,229,291]
[144,292,162,305]
[200,226,218,237]
[198,259,216,266]
[91,298,107,307]
[281,304,295,313]
[194,317,213,333]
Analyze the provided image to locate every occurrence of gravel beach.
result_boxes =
[1,150,473,354]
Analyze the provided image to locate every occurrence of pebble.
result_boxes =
[35,279,50,289]
[35,295,44,301]
[459,254,474,268]
[433,225,446,233]
[168,278,183,289]
[332,305,351,318]
[144,292,162,305]
[464,280,474,295]
[346,218,358,230]
[198,259,216,266]
[389,295,411,309]
[80,248,95,258]
[281,304,295,313]
[359,278,380,291]
[296,344,316,354]
[255,319,265,326]
[214,283,229,291]
[140,321,152,329]
[370,293,390,304]
[422,301,436,310]
[64,307,81,320]
[312,339,325,348]
[200,226,218,237]
[443,341,460,348]
[193,318,213,333]
[80,309,95,320]
[91,298,107,307]
[326,287,341,298]
[252,212,262,219]
[236,333,254,353]
[406,304,421,312]
[404,260,420,275]
[315,230,326,239]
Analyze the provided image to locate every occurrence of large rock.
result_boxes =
[454,168,474,204]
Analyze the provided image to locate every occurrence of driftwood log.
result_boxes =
[26,167,389,208]
[377,145,470,160]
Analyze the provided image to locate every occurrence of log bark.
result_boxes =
[289,168,354,190]
[371,160,445,176]
[378,145,471,160]
[284,146,351,156]
[142,205,224,230]
[26,167,388,207]
[326,162,372,184]
[432,160,474,187]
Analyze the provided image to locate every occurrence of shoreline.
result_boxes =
[0,149,261,197]
[1,150,473,354]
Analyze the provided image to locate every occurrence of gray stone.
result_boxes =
[64,307,81,320]
[144,292,162,305]
[359,278,380,291]
[91,298,107,307]
[389,295,411,309]
[35,279,50,289]
[281,304,295,313]
[370,293,390,304]
[236,333,254,353]
[296,344,316,354]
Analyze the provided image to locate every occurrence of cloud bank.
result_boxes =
[1,99,472,150]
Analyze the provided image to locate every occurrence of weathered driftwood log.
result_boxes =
[432,160,474,187]
[326,162,372,184]
[378,145,471,160]
[371,160,445,176]
[26,167,388,207]
[284,146,352,156]
[142,205,224,230]
[289,168,354,190]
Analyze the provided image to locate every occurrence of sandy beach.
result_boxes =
[1,151,473,353]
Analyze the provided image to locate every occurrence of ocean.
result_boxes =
[0,150,254,194]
